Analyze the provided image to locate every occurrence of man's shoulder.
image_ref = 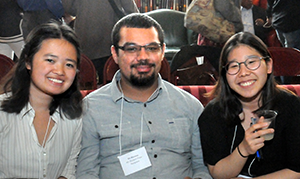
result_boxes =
[83,84,112,102]
[162,81,202,105]
[87,83,111,95]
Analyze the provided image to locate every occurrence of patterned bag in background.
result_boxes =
[184,0,235,43]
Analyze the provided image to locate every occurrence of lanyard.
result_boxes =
[118,80,144,155]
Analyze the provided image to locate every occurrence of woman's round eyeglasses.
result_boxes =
[223,56,269,75]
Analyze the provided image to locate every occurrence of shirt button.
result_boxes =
[144,103,147,107]
[153,177,156,179]
[154,154,157,158]
[148,121,152,124]
[151,140,155,143]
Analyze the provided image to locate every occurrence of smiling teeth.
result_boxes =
[49,78,63,83]
[240,81,254,87]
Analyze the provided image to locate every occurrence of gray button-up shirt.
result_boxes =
[77,71,211,179]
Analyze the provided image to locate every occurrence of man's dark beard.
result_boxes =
[130,72,156,88]
[129,60,156,88]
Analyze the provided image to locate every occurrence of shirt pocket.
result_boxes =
[99,121,138,156]
[165,118,192,149]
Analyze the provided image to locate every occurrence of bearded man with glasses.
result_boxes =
[76,13,211,179]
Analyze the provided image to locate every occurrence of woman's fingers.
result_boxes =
[243,123,274,154]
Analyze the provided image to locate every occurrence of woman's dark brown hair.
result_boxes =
[1,22,82,119]
[212,32,279,126]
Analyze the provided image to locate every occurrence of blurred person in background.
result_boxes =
[241,0,272,45]
[17,0,64,39]
[0,0,24,60]
[264,0,300,50]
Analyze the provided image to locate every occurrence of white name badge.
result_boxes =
[118,146,152,176]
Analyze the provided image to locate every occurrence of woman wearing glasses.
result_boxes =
[198,32,300,178]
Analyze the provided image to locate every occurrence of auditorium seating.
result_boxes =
[81,84,300,106]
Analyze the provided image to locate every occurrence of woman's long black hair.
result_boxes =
[212,32,279,126]
[1,22,83,119]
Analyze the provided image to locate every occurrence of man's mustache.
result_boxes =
[130,61,155,68]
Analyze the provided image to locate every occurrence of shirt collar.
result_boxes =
[20,102,34,119]
[20,102,60,123]
[110,70,163,103]
[241,5,253,11]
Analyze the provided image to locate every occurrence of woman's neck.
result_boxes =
[239,94,262,129]
[29,86,53,113]
[29,86,54,146]
[239,91,262,111]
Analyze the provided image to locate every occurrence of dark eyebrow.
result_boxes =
[247,55,260,58]
[44,54,77,63]
[122,42,161,46]
[44,54,58,59]
[227,59,237,63]
[122,42,137,46]
[66,58,77,64]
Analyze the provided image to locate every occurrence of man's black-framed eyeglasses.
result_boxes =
[223,55,269,75]
[116,42,162,54]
